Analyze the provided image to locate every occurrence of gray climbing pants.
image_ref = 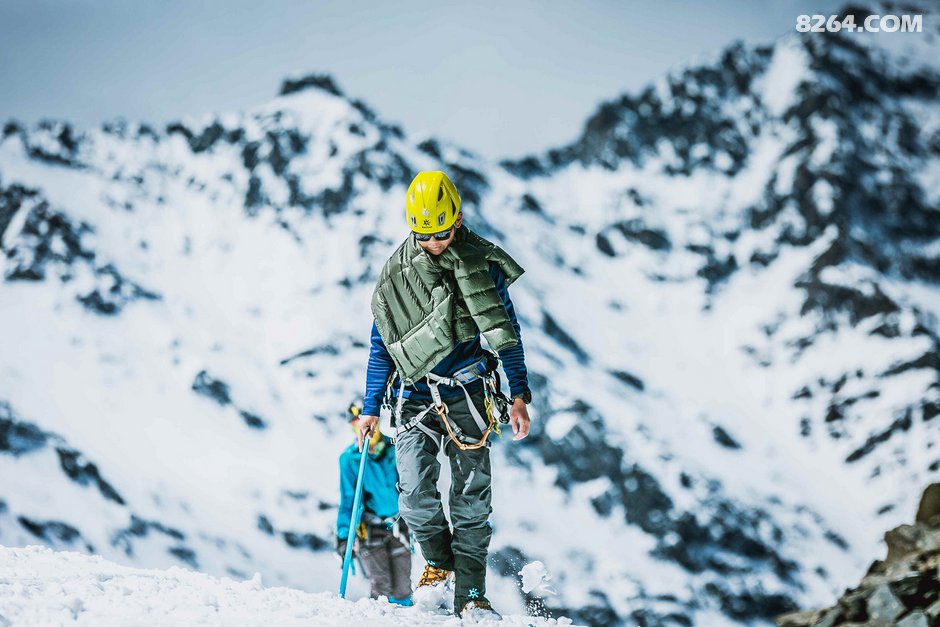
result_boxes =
[357,522,413,600]
[394,390,493,606]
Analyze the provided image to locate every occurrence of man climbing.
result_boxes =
[336,402,413,606]
[356,171,532,619]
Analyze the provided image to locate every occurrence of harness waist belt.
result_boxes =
[394,356,491,436]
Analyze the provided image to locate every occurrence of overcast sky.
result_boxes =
[1,0,845,160]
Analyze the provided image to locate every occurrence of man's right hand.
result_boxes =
[356,415,378,451]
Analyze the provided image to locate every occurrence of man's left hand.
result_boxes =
[509,398,530,441]
[356,415,378,451]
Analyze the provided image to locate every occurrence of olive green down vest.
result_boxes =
[371,227,525,385]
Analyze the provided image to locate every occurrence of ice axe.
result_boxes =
[339,404,370,598]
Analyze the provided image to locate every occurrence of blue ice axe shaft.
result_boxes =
[339,441,369,598]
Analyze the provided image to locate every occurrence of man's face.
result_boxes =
[415,213,462,256]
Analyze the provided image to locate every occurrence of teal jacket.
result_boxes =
[336,436,400,540]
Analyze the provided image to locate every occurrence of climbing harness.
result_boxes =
[386,351,512,451]
[358,512,410,550]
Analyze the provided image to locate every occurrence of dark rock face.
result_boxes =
[120,515,186,541]
[609,369,645,391]
[0,403,125,506]
[711,425,742,450]
[612,220,671,252]
[257,515,275,535]
[777,484,940,627]
[191,371,268,429]
[541,591,631,627]
[844,409,913,463]
[160,78,413,222]
[279,341,355,365]
[2,194,94,281]
[503,41,769,177]
[0,402,48,455]
[256,511,328,553]
[17,516,93,552]
[56,448,126,505]
[1,186,161,313]
[166,119,245,154]
[698,254,738,289]
[446,163,489,209]
[240,124,409,217]
[111,515,197,568]
[278,74,344,98]
[0,183,39,240]
[282,530,328,552]
[16,120,87,167]
[795,37,940,284]
[796,275,900,326]
[76,263,161,315]
[168,546,199,568]
[416,138,443,159]
[541,312,590,364]
[595,232,616,257]
[565,602,621,627]
[157,93,414,225]
[916,485,940,526]
[499,155,548,179]
[238,410,267,429]
[192,370,233,406]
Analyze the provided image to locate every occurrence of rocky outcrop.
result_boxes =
[777,484,940,627]
[191,371,268,429]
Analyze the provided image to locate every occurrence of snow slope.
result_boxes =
[0,545,571,626]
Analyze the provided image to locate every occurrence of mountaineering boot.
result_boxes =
[459,599,502,622]
[417,563,452,587]
[412,564,454,611]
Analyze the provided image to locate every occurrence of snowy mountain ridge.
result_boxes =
[2,7,939,625]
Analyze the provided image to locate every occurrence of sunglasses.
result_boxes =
[414,228,453,242]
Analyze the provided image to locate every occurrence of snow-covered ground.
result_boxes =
[0,545,574,626]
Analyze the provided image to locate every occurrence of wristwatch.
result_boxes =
[512,390,532,404]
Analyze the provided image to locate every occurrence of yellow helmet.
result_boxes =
[405,171,461,234]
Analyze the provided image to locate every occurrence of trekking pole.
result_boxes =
[339,426,370,598]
